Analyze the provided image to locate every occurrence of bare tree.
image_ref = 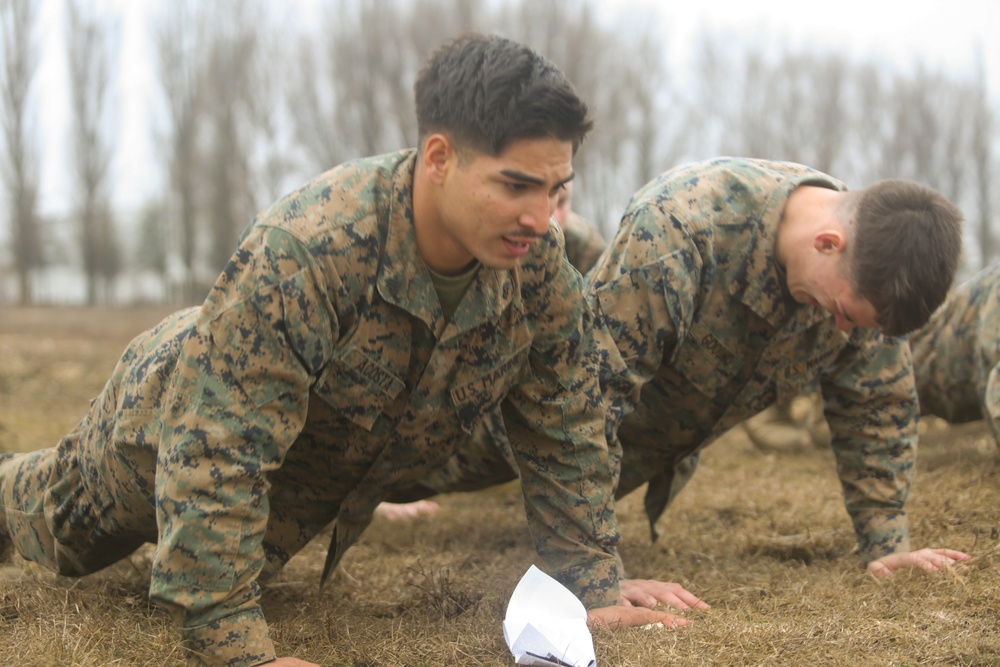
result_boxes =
[692,41,854,175]
[494,0,675,232]
[682,30,737,161]
[776,52,850,175]
[208,0,1000,281]
[136,198,169,300]
[289,0,480,173]
[626,26,681,187]
[250,18,296,206]
[0,0,41,305]
[323,0,414,157]
[199,0,275,277]
[678,36,989,221]
[65,0,119,305]
[152,0,209,304]
[970,54,996,267]
[94,197,120,303]
[286,0,673,235]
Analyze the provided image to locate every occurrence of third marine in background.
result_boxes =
[910,261,1000,446]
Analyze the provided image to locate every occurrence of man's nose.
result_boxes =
[518,193,552,236]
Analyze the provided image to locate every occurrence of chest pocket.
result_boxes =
[445,294,536,434]
[671,321,744,397]
[773,328,851,400]
[450,344,530,434]
[315,347,406,432]
[774,357,825,401]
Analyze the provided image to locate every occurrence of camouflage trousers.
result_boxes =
[0,437,442,583]
[386,422,520,503]
[0,423,156,576]
[0,391,441,583]
[388,418,700,545]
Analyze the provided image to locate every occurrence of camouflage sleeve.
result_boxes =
[501,233,623,609]
[820,335,916,563]
[588,205,703,437]
[151,225,337,666]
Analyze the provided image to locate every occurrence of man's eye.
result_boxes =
[506,182,528,192]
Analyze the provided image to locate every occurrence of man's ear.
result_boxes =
[421,133,454,186]
[813,228,846,254]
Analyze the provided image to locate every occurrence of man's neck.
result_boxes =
[411,161,452,274]
[775,186,841,267]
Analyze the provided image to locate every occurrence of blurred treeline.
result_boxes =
[1,0,996,306]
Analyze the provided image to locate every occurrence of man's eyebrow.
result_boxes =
[499,169,575,188]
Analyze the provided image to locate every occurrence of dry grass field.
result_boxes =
[1,306,998,666]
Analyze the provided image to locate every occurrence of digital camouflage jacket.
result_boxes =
[83,150,620,665]
[910,260,1000,446]
[589,157,918,564]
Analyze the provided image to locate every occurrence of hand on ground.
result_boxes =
[619,579,710,611]
[587,604,688,629]
[867,548,972,578]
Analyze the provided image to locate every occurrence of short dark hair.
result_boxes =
[414,32,593,156]
[847,179,963,336]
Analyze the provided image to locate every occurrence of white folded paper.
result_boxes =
[502,565,597,667]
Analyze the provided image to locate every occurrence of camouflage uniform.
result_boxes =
[590,157,917,563]
[0,150,622,667]
[562,210,607,277]
[391,210,610,504]
[910,261,1000,446]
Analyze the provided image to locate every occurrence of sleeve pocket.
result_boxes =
[208,282,311,408]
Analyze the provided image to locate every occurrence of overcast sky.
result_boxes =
[27,0,1000,218]
[663,1,1000,84]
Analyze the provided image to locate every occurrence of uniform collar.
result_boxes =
[728,175,846,337]
[376,150,518,340]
